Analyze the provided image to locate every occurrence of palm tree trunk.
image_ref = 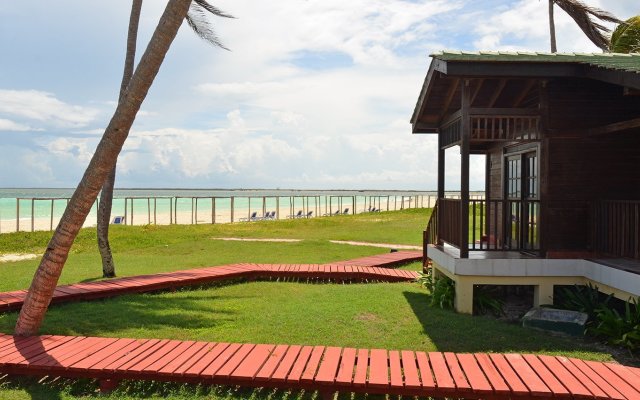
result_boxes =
[97,0,143,278]
[549,0,558,52]
[14,0,193,337]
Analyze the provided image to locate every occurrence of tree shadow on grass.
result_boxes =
[403,291,611,356]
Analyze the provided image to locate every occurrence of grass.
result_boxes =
[0,208,632,399]
[0,209,427,292]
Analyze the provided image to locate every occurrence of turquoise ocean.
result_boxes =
[0,188,472,232]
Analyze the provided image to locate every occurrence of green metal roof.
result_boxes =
[432,51,640,74]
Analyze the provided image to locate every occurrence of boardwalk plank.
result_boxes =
[584,359,640,400]
[428,352,455,392]
[271,345,302,382]
[473,353,510,395]
[301,346,325,383]
[415,352,436,390]
[456,353,492,395]
[400,351,421,390]
[388,351,403,388]
[255,344,289,382]
[286,346,313,383]
[443,352,471,392]
[200,343,243,377]
[177,342,226,376]
[367,349,389,389]
[488,353,529,396]
[335,348,356,386]
[560,357,618,400]
[536,355,594,399]
[353,349,368,388]
[315,347,342,384]
[232,344,275,381]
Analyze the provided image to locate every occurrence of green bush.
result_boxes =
[589,298,640,351]
[416,270,455,309]
[560,283,611,322]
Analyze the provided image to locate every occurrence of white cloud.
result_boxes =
[0,89,99,129]
[0,118,38,132]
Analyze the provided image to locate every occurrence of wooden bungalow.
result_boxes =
[411,51,640,313]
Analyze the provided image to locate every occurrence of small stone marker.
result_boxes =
[522,307,588,336]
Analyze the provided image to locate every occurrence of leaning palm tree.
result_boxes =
[547,0,624,52]
[97,0,232,278]
[15,0,230,336]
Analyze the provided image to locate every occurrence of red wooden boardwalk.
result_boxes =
[327,250,422,268]
[0,252,420,313]
[0,333,637,399]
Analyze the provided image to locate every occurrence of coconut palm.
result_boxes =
[610,16,640,53]
[14,0,230,336]
[97,0,233,278]
[547,0,623,52]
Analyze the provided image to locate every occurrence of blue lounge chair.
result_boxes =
[305,211,313,218]
[240,212,258,222]
[287,210,303,219]
[111,216,125,224]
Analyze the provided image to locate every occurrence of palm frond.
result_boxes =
[186,1,233,50]
[193,0,234,19]
[553,0,625,51]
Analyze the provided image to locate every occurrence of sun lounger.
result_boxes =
[305,211,313,218]
[111,216,125,224]
[287,210,303,218]
[342,208,350,215]
[240,211,258,222]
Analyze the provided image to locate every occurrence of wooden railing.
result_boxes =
[423,198,541,257]
[593,200,640,260]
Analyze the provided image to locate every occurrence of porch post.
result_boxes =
[437,127,445,246]
[460,80,471,258]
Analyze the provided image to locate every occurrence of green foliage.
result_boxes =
[473,285,505,317]
[611,16,640,53]
[416,269,454,309]
[560,283,611,322]
[589,297,640,351]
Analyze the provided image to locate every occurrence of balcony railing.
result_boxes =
[424,198,541,257]
[593,200,640,259]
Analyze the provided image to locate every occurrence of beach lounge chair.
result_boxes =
[111,216,125,224]
[305,211,313,218]
[240,212,258,222]
[342,208,350,215]
[265,211,276,220]
[287,210,303,219]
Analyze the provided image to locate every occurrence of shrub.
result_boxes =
[473,285,505,317]
[416,270,455,309]
[589,297,640,351]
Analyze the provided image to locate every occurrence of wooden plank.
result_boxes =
[400,351,421,390]
[504,354,551,397]
[113,340,168,371]
[521,354,569,397]
[300,346,325,383]
[255,344,289,382]
[559,357,617,400]
[127,340,184,372]
[335,347,356,386]
[388,351,403,388]
[443,352,471,392]
[367,349,389,389]
[215,343,256,378]
[488,353,529,396]
[53,337,119,368]
[456,353,493,395]
[584,360,640,400]
[199,343,243,376]
[352,349,368,388]
[19,336,88,366]
[232,344,275,381]
[473,353,510,395]
[536,355,594,399]
[150,341,201,373]
[428,352,455,392]
[270,345,302,382]
[182,343,230,377]
[286,346,313,382]
[70,339,141,370]
[415,352,436,390]
[314,347,341,384]
[606,362,640,393]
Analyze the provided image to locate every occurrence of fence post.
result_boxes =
[16,199,20,232]
[276,197,280,219]
[231,197,235,223]
[31,198,35,232]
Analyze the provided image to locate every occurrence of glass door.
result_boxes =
[505,150,539,251]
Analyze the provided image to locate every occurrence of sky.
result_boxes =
[0,0,637,190]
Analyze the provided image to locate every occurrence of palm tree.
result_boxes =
[610,16,640,53]
[547,0,623,52]
[14,0,222,336]
[96,0,233,278]
[97,0,142,279]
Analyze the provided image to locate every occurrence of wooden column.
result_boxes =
[485,152,491,237]
[538,80,549,257]
[460,79,471,258]
[437,126,445,246]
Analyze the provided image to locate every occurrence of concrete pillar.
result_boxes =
[534,283,554,306]
[455,276,474,314]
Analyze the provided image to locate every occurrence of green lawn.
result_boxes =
[0,209,630,399]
